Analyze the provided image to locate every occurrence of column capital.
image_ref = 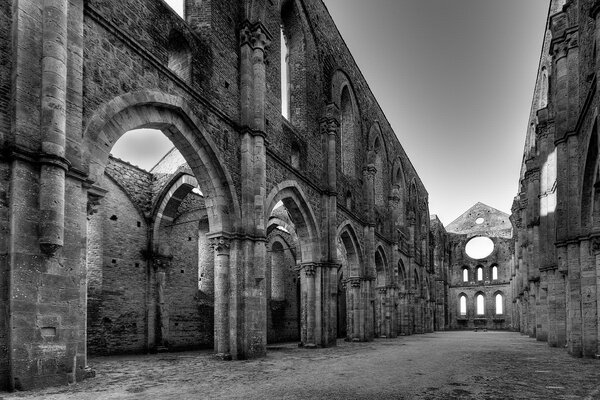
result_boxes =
[347,277,361,288]
[153,254,173,270]
[319,117,339,136]
[240,20,272,51]
[362,164,377,177]
[591,236,600,255]
[209,236,231,255]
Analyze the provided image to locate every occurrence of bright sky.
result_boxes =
[112,0,549,226]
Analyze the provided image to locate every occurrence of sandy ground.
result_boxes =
[2,331,600,400]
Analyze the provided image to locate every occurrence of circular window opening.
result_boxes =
[475,217,484,225]
[465,236,494,259]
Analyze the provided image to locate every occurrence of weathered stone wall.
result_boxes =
[2,0,439,390]
[87,176,149,355]
[106,157,153,215]
[161,195,213,350]
[0,162,9,389]
[446,204,513,330]
[267,233,300,344]
[0,0,11,146]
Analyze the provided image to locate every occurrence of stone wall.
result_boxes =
[87,176,149,355]
[0,162,9,389]
[160,194,213,350]
[106,157,153,215]
[0,0,11,146]
[267,233,300,344]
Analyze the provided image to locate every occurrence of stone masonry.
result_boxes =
[0,0,447,390]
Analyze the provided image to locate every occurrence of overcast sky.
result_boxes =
[113,0,549,226]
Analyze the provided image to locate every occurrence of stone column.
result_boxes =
[149,254,172,351]
[348,277,361,341]
[567,242,582,356]
[303,264,317,347]
[376,287,386,337]
[39,0,70,255]
[537,273,548,342]
[583,237,599,357]
[210,237,231,359]
[237,20,271,359]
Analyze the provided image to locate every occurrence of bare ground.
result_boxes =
[2,331,600,400]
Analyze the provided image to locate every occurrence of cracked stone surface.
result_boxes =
[2,331,599,400]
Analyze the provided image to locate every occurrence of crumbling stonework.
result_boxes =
[444,203,513,331]
[1,0,445,391]
[512,0,600,359]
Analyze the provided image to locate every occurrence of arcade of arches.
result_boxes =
[0,0,599,392]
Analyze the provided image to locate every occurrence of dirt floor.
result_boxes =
[2,331,600,399]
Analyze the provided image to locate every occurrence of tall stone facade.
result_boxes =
[0,0,445,390]
[444,203,514,331]
[512,0,600,358]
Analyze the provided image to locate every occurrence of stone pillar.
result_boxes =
[39,0,70,255]
[348,277,361,341]
[582,238,599,357]
[210,237,231,359]
[567,242,582,356]
[376,287,386,337]
[236,20,271,359]
[301,264,316,347]
[152,255,172,351]
[537,272,549,342]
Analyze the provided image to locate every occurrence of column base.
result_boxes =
[214,353,232,360]
[303,343,318,349]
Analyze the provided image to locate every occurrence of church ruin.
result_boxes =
[0,0,598,392]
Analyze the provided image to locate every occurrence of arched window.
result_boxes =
[270,241,285,301]
[495,293,503,315]
[345,191,352,209]
[290,142,300,169]
[167,30,192,83]
[374,136,385,206]
[281,1,307,129]
[539,66,548,109]
[476,294,485,315]
[340,86,356,178]
[462,268,469,283]
[280,28,290,119]
[477,266,483,281]
[459,295,467,316]
[492,265,498,280]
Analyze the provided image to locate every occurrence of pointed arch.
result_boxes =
[374,245,388,287]
[152,172,199,253]
[369,123,388,207]
[331,70,361,178]
[84,90,240,234]
[581,120,600,233]
[266,181,321,263]
[336,220,363,277]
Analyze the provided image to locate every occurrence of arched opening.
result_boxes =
[374,136,385,207]
[167,30,192,83]
[492,265,498,281]
[265,234,299,344]
[462,267,469,283]
[280,27,290,119]
[84,94,239,360]
[340,85,356,178]
[291,142,301,169]
[337,222,363,340]
[281,0,307,129]
[459,294,467,316]
[374,247,387,337]
[495,293,503,315]
[476,293,485,316]
[476,266,483,281]
[539,66,548,109]
[266,182,321,346]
